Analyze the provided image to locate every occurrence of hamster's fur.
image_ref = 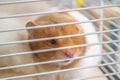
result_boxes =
[0,13,37,80]
[26,8,102,80]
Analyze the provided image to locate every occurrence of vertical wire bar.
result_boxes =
[99,1,105,78]
[99,4,104,78]
[100,0,104,41]
[99,0,116,79]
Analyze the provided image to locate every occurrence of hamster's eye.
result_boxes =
[50,39,56,44]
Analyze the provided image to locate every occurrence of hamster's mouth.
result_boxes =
[57,58,74,66]
[61,59,74,65]
[64,60,71,62]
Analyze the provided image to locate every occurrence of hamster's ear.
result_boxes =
[26,22,36,27]
[26,22,36,34]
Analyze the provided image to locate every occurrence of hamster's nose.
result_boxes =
[64,50,74,58]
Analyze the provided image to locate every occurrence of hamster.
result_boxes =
[0,13,38,80]
[26,8,102,80]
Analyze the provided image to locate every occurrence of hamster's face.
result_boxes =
[26,13,86,66]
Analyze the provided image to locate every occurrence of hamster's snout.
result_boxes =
[64,50,74,58]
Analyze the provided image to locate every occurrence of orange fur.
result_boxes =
[26,13,86,79]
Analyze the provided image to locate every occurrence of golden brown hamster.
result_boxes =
[26,12,87,80]
[26,12,86,64]
[26,8,102,79]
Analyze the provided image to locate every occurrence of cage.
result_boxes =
[0,0,120,80]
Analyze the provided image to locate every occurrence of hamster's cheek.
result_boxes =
[35,52,56,61]
[75,49,82,56]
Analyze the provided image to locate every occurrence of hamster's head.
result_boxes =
[26,13,86,66]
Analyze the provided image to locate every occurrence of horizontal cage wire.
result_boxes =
[0,0,120,80]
